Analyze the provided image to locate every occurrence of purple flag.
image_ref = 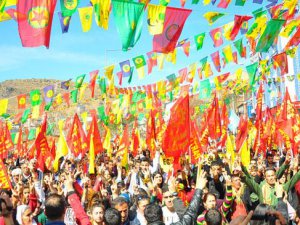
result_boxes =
[61,79,71,90]
[58,11,71,33]
[253,0,263,4]
[120,60,132,77]
[43,85,54,104]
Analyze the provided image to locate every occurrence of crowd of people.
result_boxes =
[1,140,300,225]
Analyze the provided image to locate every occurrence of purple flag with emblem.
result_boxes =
[58,11,71,33]
[119,60,132,77]
[43,85,54,104]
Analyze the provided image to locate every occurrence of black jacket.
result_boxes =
[170,188,203,225]
[148,222,165,225]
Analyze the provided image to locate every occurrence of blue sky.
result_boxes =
[0,0,273,87]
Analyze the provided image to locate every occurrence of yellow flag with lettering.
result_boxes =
[78,6,93,32]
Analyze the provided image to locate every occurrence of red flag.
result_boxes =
[230,15,253,40]
[3,123,13,159]
[235,116,248,152]
[146,110,156,158]
[273,52,288,75]
[17,94,26,109]
[131,119,140,157]
[87,115,103,156]
[162,94,190,161]
[253,84,265,155]
[207,96,222,140]
[16,126,23,158]
[89,70,99,98]
[117,71,123,86]
[178,68,188,83]
[117,125,130,157]
[217,0,231,8]
[190,121,203,164]
[210,51,221,72]
[233,52,238,64]
[63,92,70,107]
[17,0,57,48]
[209,27,223,47]
[153,7,192,53]
[67,114,88,157]
[50,138,56,159]
[276,89,297,154]
[35,116,50,172]
[218,103,229,148]
[284,27,300,50]
[0,159,12,189]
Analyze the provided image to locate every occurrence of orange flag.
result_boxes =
[146,110,156,158]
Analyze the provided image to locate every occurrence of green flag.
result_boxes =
[0,0,6,13]
[128,67,134,84]
[199,79,211,99]
[21,108,31,124]
[28,128,36,141]
[192,0,200,4]
[235,0,246,6]
[98,77,107,94]
[71,89,78,103]
[60,0,80,17]
[112,0,145,51]
[199,57,208,71]
[256,19,285,52]
[246,62,258,89]
[168,91,173,102]
[75,74,85,88]
[45,102,52,111]
[98,106,106,121]
[11,133,17,144]
[132,55,146,69]
[233,38,243,57]
[132,91,146,103]
[194,33,205,50]
[30,90,41,106]
[46,123,54,135]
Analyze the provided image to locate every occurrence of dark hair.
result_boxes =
[265,167,276,173]
[111,197,128,208]
[45,193,66,221]
[104,208,121,225]
[250,204,271,225]
[144,203,163,223]
[136,195,150,207]
[211,161,221,167]
[205,209,222,225]
[203,193,216,203]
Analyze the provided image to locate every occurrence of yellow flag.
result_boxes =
[223,21,234,40]
[79,83,88,101]
[283,0,298,14]
[188,62,197,81]
[31,105,40,119]
[0,11,11,22]
[280,19,300,37]
[89,136,95,174]
[103,127,112,157]
[204,62,213,78]
[121,146,128,169]
[240,139,250,167]
[246,15,267,39]
[222,45,233,63]
[55,94,63,106]
[104,64,115,80]
[166,50,177,64]
[137,67,145,79]
[203,0,211,5]
[78,6,93,32]
[157,53,165,70]
[0,99,8,115]
[225,134,235,169]
[147,4,166,35]
[81,111,88,126]
[6,0,16,6]
[93,0,111,30]
[53,132,69,172]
